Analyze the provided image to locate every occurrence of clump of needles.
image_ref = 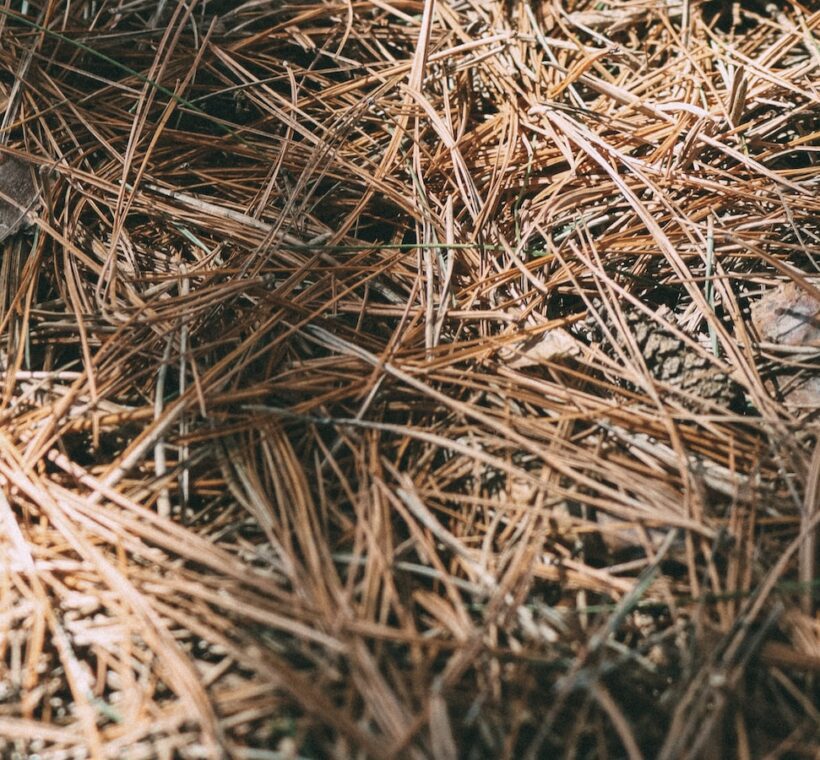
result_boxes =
[0,1,818,758]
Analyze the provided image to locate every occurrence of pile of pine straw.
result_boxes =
[0,0,818,758]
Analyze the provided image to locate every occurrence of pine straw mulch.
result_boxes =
[0,1,819,758]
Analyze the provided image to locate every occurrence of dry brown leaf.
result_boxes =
[751,281,820,347]
[0,155,38,241]
[782,375,820,409]
[501,327,579,369]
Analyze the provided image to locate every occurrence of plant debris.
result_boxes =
[0,155,37,241]
[752,280,820,346]
[0,1,818,759]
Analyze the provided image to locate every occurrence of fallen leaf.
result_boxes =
[752,282,820,407]
[501,327,579,369]
[751,281,820,346]
[782,375,820,408]
[0,155,38,241]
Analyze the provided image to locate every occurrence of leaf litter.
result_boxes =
[0,1,818,759]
